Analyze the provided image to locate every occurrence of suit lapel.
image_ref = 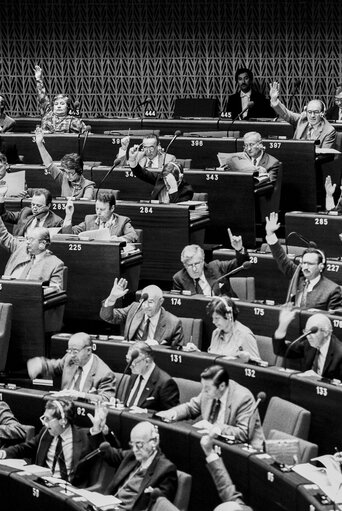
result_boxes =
[37,428,53,466]
[154,309,166,341]
[134,452,161,503]
[138,367,157,406]
[82,356,97,392]
[322,338,334,376]
[127,307,144,339]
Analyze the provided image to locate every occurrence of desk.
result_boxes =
[219,119,294,138]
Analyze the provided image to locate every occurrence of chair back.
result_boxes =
[173,470,192,511]
[114,372,131,402]
[230,276,255,301]
[267,429,318,463]
[93,189,120,200]
[173,377,202,404]
[179,317,203,349]
[153,497,180,511]
[263,396,311,440]
[256,335,278,366]
[192,192,208,202]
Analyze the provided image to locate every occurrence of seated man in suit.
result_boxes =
[0,399,110,486]
[0,399,26,448]
[0,187,63,236]
[0,95,15,133]
[0,216,64,289]
[200,435,252,511]
[237,131,280,185]
[100,279,184,347]
[226,67,274,120]
[61,191,138,242]
[172,229,249,296]
[27,332,116,401]
[265,212,342,310]
[128,145,193,203]
[269,81,336,148]
[116,133,176,170]
[273,307,342,380]
[123,342,179,411]
[156,365,264,448]
[325,84,342,121]
[103,421,178,509]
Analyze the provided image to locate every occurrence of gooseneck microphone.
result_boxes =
[210,261,252,295]
[247,391,267,445]
[94,158,122,201]
[163,130,182,165]
[283,327,319,370]
[285,231,317,254]
[77,441,111,465]
[124,293,149,342]
[230,101,255,127]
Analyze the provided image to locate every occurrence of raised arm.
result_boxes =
[34,65,50,115]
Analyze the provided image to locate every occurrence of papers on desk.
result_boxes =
[292,455,342,503]
[19,464,52,476]
[71,488,121,509]
[0,458,27,469]
[79,228,111,241]
[48,227,62,237]
[316,148,341,154]
[0,171,26,195]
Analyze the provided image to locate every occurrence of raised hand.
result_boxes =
[265,212,280,236]
[325,175,336,197]
[108,277,129,300]
[87,402,108,434]
[269,81,280,103]
[34,65,43,81]
[227,227,243,252]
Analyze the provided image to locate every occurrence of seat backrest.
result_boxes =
[22,424,35,442]
[93,188,120,200]
[173,470,192,511]
[0,303,12,372]
[263,396,311,440]
[153,497,180,511]
[175,158,192,169]
[134,228,143,245]
[335,131,342,151]
[173,377,202,404]
[179,317,203,349]
[230,277,255,301]
[114,372,131,402]
[192,192,208,202]
[268,429,318,464]
[256,335,278,366]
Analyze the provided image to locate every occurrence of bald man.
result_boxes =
[103,421,177,508]
[27,332,116,401]
[273,308,342,380]
[100,279,184,347]
[269,81,336,148]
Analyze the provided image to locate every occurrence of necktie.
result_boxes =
[253,158,257,166]
[194,278,203,294]
[208,399,221,424]
[73,366,83,391]
[312,348,321,374]
[20,255,36,279]
[126,375,144,407]
[300,280,309,307]
[141,318,150,341]
[146,159,153,168]
[52,436,68,481]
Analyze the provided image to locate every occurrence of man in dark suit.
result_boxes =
[0,399,110,487]
[226,67,274,120]
[123,342,179,411]
[27,332,116,401]
[0,400,26,448]
[173,229,249,296]
[100,280,184,347]
[116,133,176,170]
[0,187,63,236]
[273,308,342,380]
[104,421,178,510]
[265,212,342,310]
[326,84,342,121]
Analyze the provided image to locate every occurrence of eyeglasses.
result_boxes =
[142,145,156,150]
[40,414,56,425]
[185,260,203,269]
[31,203,45,209]
[243,142,259,149]
[66,346,89,354]
[129,438,156,450]
[307,110,321,115]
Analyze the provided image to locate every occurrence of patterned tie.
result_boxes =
[300,280,309,307]
[208,399,221,424]
[52,436,68,481]
[253,158,257,166]
[141,318,150,341]
[126,375,144,407]
[73,366,83,391]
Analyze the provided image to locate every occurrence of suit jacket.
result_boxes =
[3,425,105,487]
[38,353,116,401]
[325,104,341,121]
[0,217,64,289]
[124,365,180,411]
[272,101,336,148]
[171,379,265,448]
[0,400,26,448]
[131,164,194,202]
[61,213,138,242]
[172,252,249,296]
[104,448,178,510]
[258,152,280,182]
[269,240,342,310]
[273,333,342,380]
[206,457,251,508]
[0,204,63,236]
[100,302,184,347]
[226,89,274,119]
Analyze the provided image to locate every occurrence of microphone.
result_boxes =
[231,101,255,126]
[136,97,153,109]
[78,125,92,160]
[283,327,319,370]
[77,441,111,465]
[247,391,267,445]
[147,488,163,511]
[72,100,80,117]
[124,293,149,342]
[210,261,252,295]
[115,349,140,404]
[163,130,182,166]
[94,159,122,201]
[285,231,317,253]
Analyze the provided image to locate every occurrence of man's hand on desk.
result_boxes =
[155,409,177,422]
[27,357,43,379]
[105,277,129,306]
[296,370,320,379]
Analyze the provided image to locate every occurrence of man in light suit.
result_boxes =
[156,365,264,448]
[61,191,138,242]
[265,212,342,310]
[0,399,110,487]
[273,308,342,380]
[173,229,249,296]
[27,332,116,401]
[116,133,176,170]
[0,188,63,236]
[269,81,336,148]
[100,279,184,347]
[0,216,64,289]
[123,342,179,411]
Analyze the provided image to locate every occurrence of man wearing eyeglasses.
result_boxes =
[104,421,178,509]
[173,229,249,296]
[27,332,116,401]
[122,342,179,411]
[273,308,342,380]
[116,134,176,170]
[0,399,111,487]
[0,188,63,236]
[269,81,336,148]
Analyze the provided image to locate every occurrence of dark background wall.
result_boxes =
[0,0,341,118]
